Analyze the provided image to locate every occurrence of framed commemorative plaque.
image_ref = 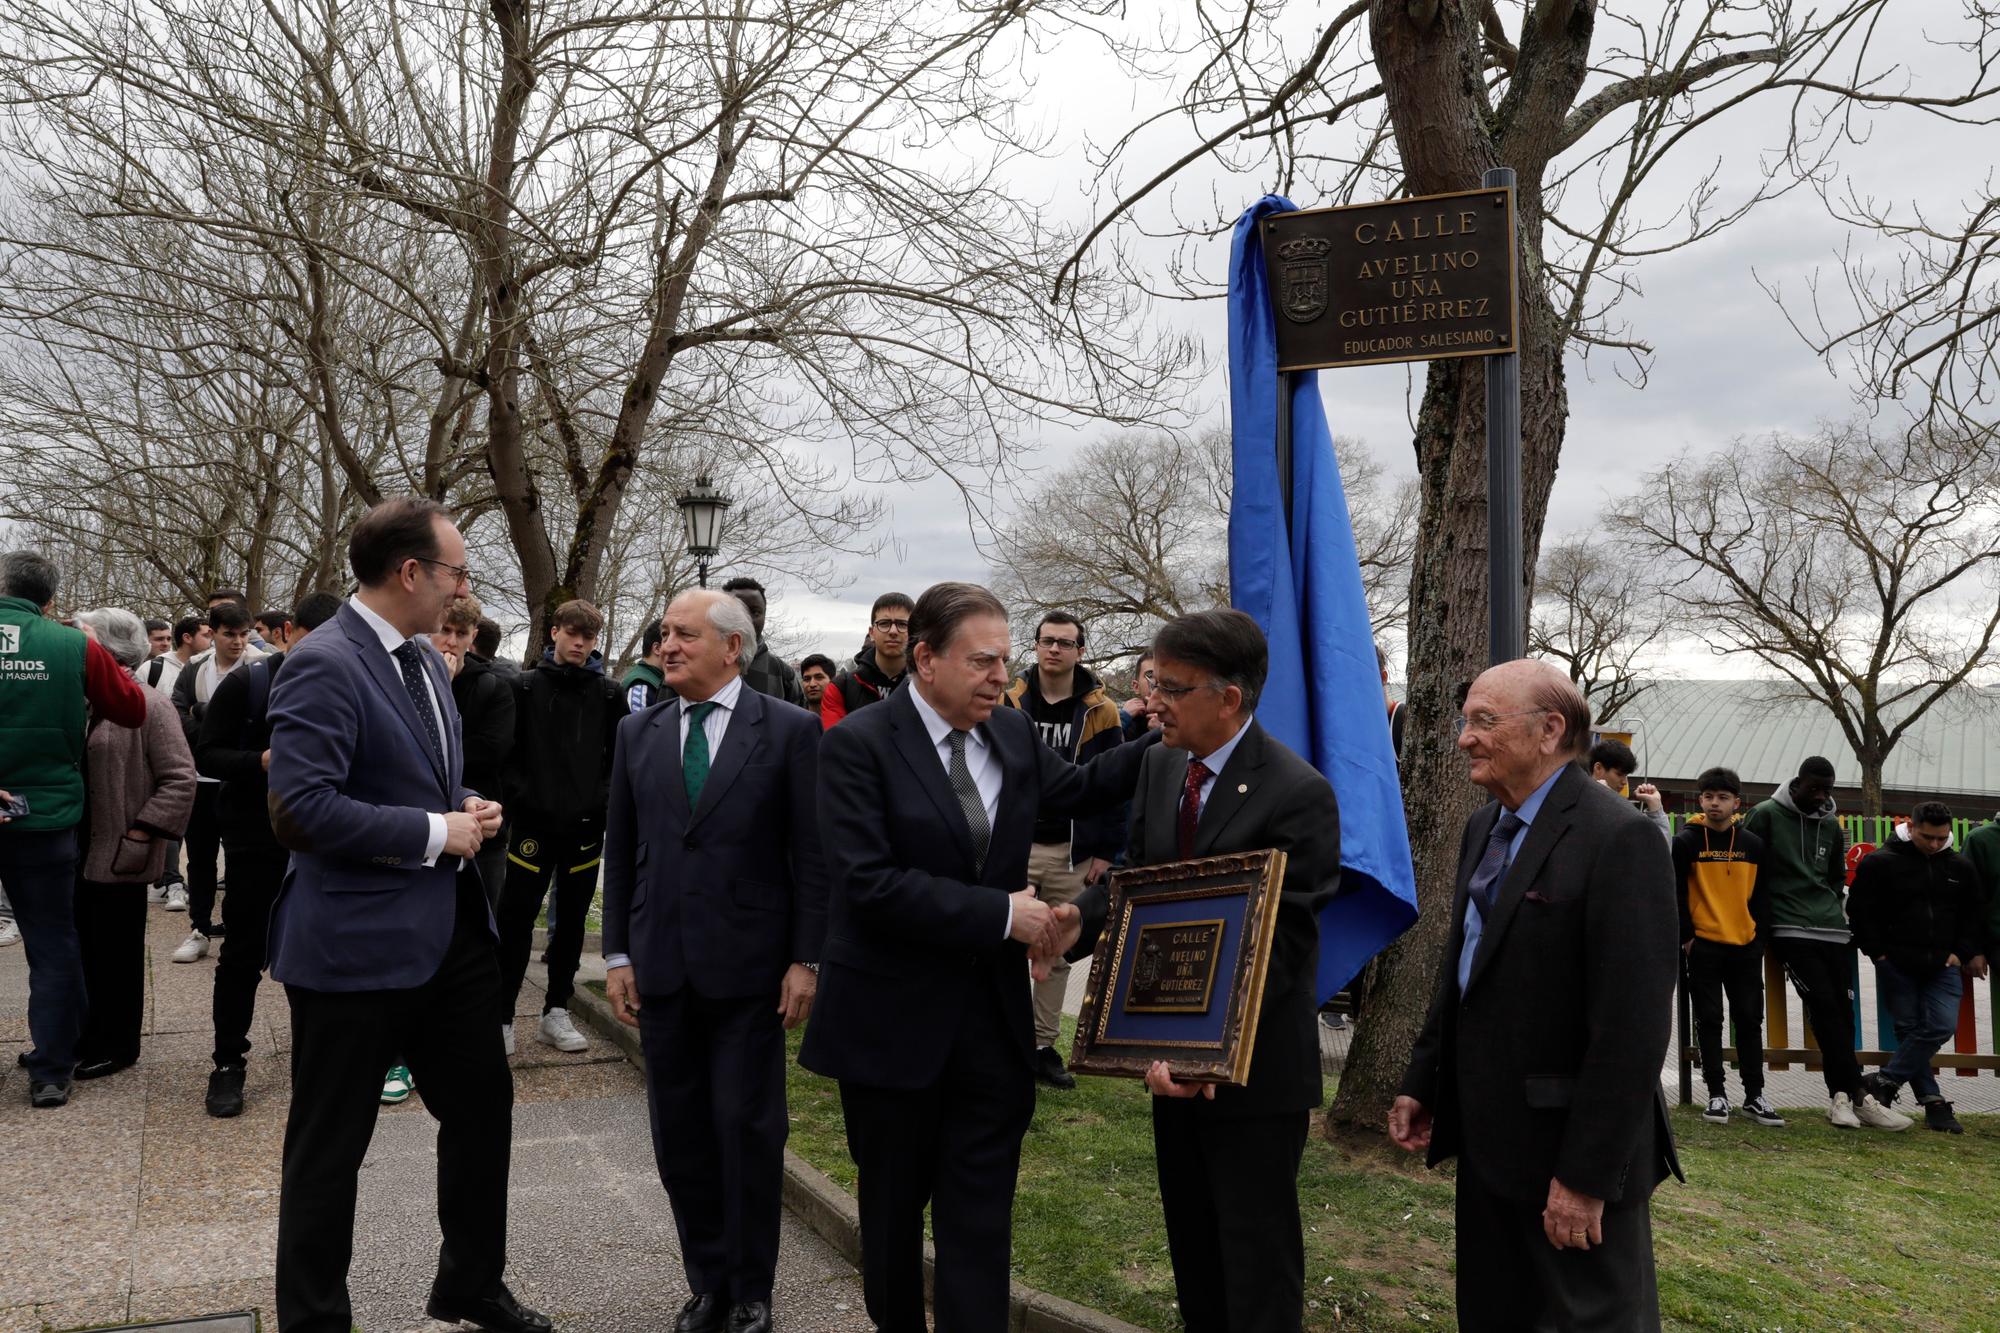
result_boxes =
[1069,849,1287,1085]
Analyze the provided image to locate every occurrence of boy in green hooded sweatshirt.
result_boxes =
[1744,756,1909,1131]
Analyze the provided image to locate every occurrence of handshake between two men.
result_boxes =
[1009,884,1082,983]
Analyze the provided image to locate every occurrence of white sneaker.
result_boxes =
[146,884,170,904]
[171,930,210,963]
[1857,1093,1912,1131]
[164,886,189,912]
[501,1023,515,1057]
[538,1008,588,1053]
[1701,1095,1730,1123]
[0,920,19,947]
[1827,1092,1862,1128]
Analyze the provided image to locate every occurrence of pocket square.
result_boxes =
[1522,890,1553,903]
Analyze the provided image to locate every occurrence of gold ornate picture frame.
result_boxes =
[1069,849,1288,1085]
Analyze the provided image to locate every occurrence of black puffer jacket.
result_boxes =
[454,653,516,806]
[1847,831,1984,975]
[504,649,623,828]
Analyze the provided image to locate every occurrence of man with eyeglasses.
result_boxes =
[1000,611,1126,1090]
[819,592,913,729]
[264,497,548,1333]
[1390,659,1680,1331]
[1057,609,1341,1332]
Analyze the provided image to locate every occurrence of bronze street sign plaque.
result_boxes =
[1070,849,1286,1085]
[1262,186,1519,371]
[1123,918,1227,1014]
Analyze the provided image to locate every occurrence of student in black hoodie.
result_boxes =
[1852,802,1984,1134]
[497,599,623,1056]
[432,594,516,909]
[195,591,343,1118]
[820,592,912,728]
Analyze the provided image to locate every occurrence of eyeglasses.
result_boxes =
[413,557,473,587]
[1151,679,1223,701]
[1454,708,1547,736]
[1035,635,1080,651]
[872,618,910,633]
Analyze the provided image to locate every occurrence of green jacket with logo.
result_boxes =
[0,595,88,831]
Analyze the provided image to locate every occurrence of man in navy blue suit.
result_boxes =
[265,497,550,1333]
[799,582,1157,1333]
[601,588,825,1333]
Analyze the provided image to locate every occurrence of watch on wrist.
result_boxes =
[802,961,820,974]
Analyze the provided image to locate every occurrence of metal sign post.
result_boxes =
[1481,166,1523,665]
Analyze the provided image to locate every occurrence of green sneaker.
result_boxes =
[380,1065,415,1105]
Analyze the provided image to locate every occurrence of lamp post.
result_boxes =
[676,475,732,587]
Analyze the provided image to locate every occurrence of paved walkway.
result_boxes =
[0,896,871,1333]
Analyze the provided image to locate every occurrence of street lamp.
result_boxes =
[676,475,732,587]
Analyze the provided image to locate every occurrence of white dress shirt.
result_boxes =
[604,675,746,973]
[348,595,451,865]
[908,681,1011,937]
[1184,715,1254,820]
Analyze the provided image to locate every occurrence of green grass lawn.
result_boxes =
[583,984,2000,1330]
[781,1016,2000,1332]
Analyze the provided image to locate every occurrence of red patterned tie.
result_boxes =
[1178,759,1213,859]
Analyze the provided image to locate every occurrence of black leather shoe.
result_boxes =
[75,1057,135,1080]
[727,1300,772,1333]
[425,1284,553,1333]
[1034,1045,1076,1091]
[206,1065,246,1118]
[674,1293,727,1333]
[1863,1071,1901,1108]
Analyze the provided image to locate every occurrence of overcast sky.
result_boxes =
[751,3,1998,672]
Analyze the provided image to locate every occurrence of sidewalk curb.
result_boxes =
[567,983,1147,1333]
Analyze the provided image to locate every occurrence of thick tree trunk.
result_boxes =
[1328,0,1587,1134]
[1859,754,1885,821]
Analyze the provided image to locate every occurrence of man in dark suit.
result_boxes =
[1060,608,1341,1333]
[601,588,826,1333]
[265,498,550,1333]
[1390,659,1681,1331]
[799,581,1157,1333]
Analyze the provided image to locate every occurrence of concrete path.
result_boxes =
[0,894,871,1333]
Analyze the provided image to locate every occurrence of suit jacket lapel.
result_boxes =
[887,687,979,871]
[1149,747,1187,861]
[689,688,765,827]
[651,699,692,824]
[1464,766,1582,996]
[1194,721,1265,855]
[341,604,447,792]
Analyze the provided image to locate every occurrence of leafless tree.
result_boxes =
[0,0,1194,647]
[1527,534,1672,724]
[990,428,1232,662]
[1055,0,2000,1129]
[990,428,1414,662]
[1610,420,2000,817]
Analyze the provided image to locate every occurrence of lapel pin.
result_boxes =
[1237,783,1249,794]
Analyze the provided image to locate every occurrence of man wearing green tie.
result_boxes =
[600,589,826,1333]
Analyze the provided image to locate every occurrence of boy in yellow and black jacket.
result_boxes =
[1671,766,1780,1125]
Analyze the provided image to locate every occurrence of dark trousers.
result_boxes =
[211,840,288,1068]
[495,822,599,1022]
[154,835,184,888]
[1687,938,1766,1099]
[75,879,148,1067]
[639,988,787,1304]
[0,828,83,1084]
[1151,1102,1308,1332]
[185,783,223,935]
[1770,936,1862,1099]
[837,983,1034,1333]
[1876,959,1963,1102]
[276,878,512,1333]
[1454,1161,1660,1333]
